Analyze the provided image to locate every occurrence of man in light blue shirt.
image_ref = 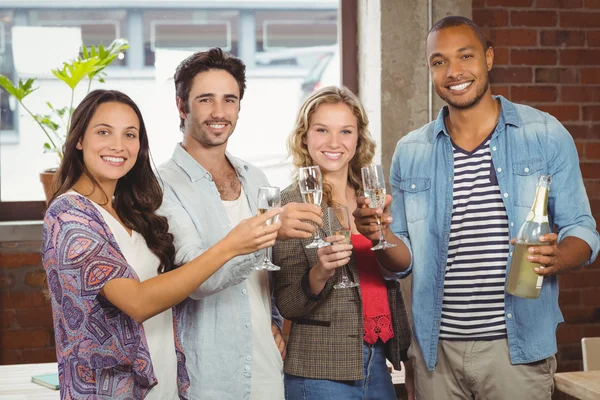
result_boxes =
[354,16,599,400]
[157,48,322,399]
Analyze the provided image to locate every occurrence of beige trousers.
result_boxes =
[409,339,556,400]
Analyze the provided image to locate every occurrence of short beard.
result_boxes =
[438,75,489,110]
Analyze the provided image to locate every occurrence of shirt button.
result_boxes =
[507,313,513,319]
[246,323,251,328]
[503,193,509,198]
[241,289,247,294]
[245,365,250,371]
[510,222,514,227]
[524,167,530,173]
[411,184,416,189]
[510,251,513,257]
[492,146,497,151]
[497,167,502,173]
[246,356,251,361]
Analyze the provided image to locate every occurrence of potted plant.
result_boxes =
[0,38,129,202]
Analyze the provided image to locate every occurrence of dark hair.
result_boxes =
[429,16,489,51]
[50,89,178,274]
[174,47,246,131]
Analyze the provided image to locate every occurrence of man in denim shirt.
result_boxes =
[157,48,322,399]
[354,16,599,400]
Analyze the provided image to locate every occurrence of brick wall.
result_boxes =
[473,0,600,376]
[0,241,56,365]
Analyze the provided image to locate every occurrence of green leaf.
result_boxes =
[82,45,89,59]
[43,142,51,150]
[0,75,38,101]
[51,57,102,90]
[82,38,129,81]
[98,77,105,83]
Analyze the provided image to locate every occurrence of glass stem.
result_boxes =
[340,265,351,283]
[375,215,385,243]
[264,246,272,264]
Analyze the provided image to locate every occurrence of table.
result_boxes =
[555,371,600,400]
[0,362,59,400]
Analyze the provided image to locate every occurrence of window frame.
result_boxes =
[0,1,357,222]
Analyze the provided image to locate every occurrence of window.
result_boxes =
[0,1,345,220]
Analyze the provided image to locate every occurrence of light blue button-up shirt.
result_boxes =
[390,96,600,371]
[157,144,283,399]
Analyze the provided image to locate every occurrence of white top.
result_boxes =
[69,193,179,400]
[221,187,284,400]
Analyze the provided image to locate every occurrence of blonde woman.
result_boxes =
[273,86,413,399]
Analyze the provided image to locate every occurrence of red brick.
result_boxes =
[562,307,600,323]
[589,31,600,46]
[562,86,600,102]
[490,67,532,83]
[581,162,600,178]
[556,324,584,344]
[583,105,600,120]
[541,30,586,47]
[487,0,533,5]
[0,329,50,349]
[511,11,558,27]
[0,253,41,269]
[473,9,509,27]
[16,307,53,329]
[535,67,578,83]
[512,49,558,65]
[22,348,56,364]
[0,350,22,365]
[556,360,583,372]
[586,180,600,198]
[559,289,582,307]
[23,270,47,289]
[491,85,511,97]
[558,343,584,360]
[583,324,600,336]
[512,86,557,102]
[560,269,600,288]
[537,0,583,6]
[581,68,600,84]
[560,49,600,66]
[585,142,600,159]
[488,29,537,46]
[587,0,600,7]
[0,292,48,309]
[473,0,486,8]
[493,47,510,65]
[560,11,600,28]
[581,287,600,305]
[1,310,15,329]
[535,104,580,121]
[564,123,596,139]
[0,273,15,290]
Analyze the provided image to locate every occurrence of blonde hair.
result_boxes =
[288,86,375,206]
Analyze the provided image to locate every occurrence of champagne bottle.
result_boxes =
[506,175,552,299]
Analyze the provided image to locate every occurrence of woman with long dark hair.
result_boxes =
[42,89,281,399]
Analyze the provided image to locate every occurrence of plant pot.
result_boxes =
[39,168,57,203]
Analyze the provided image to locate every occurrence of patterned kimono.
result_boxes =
[42,194,190,399]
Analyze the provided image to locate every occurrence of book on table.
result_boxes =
[31,373,59,390]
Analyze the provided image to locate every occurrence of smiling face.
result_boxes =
[178,69,240,149]
[76,101,140,185]
[427,24,494,110]
[303,102,358,177]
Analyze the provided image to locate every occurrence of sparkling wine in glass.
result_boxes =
[361,164,397,251]
[298,166,330,249]
[327,206,359,289]
[255,186,281,271]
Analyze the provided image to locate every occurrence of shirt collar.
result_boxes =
[433,95,521,139]
[171,143,250,182]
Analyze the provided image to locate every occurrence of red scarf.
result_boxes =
[351,234,395,344]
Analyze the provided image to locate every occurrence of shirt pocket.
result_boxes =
[398,178,431,223]
[512,158,545,207]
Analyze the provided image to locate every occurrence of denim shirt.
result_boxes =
[390,96,600,371]
[157,144,283,399]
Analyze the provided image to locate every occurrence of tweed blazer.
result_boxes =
[272,184,411,381]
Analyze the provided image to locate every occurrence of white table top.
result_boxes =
[0,363,59,400]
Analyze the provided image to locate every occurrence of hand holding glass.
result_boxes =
[255,186,281,271]
[361,164,396,251]
[326,206,359,289]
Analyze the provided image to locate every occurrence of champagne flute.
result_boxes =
[255,186,281,271]
[327,206,359,289]
[361,164,397,251]
[298,166,330,249]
